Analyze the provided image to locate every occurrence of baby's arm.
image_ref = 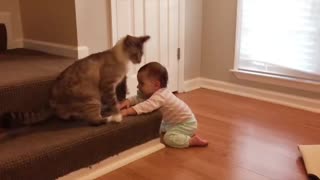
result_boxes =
[121,92,165,117]
[121,107,137,116]
[119,91,146,109]
[118,99,131,109]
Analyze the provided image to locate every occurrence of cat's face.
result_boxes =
[123,35,150,64]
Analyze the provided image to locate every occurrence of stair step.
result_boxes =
[0,111,162,180]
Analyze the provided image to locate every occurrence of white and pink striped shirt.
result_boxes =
[128,88,194,124]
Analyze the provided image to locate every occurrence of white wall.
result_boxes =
[184,0,203,80]
[0,0,23,48]
[75,0,112,56]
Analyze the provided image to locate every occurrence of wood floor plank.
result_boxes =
[98,88,320,180]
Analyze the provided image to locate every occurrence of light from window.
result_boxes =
[236,0,320,81]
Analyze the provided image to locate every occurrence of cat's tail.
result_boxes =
[0,107,54,128]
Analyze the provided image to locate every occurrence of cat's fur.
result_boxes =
[50,35,150,125]
[0,77,127,128]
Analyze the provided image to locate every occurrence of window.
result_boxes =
[235,0,320,82]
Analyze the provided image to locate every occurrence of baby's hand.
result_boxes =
[118,100,130,109]
[120,107,137,117]
[120,109,128,117]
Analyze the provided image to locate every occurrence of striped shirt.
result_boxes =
[128,88,194,124]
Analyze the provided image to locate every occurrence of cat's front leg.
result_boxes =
[106,113,122,123]
[100,85,122,123]
[105,102,122,123]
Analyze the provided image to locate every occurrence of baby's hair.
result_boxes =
[138,62,168,88]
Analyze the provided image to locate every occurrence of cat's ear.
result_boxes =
[124,35,136,47]
[124,35,150,47]
[139,35,150,43]
[124,35,132,42]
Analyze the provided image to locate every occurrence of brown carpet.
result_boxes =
[0,48,75,114]
[0,48,162,180]
[0,111,162,180]
[0,48,74,88]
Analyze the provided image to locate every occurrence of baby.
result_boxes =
[119,62,208,148]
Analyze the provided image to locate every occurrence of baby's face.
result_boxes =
[137,72,160,97]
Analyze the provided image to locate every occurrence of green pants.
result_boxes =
[160,118,197,148]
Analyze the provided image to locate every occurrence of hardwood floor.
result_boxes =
[98,88,320,180]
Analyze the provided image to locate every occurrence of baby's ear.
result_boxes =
[154,80,161,88]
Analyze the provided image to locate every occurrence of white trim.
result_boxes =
[184,78,201,92]
[12,39,23,48]
[184,78,320,113]
[59,138,165,180]
[178,0,186,93]
[231,69,320,93]
[77,46,90,59]
[23,39,89,59]
[233,0,242,69]
[110,0,118,46]
[0,12,13,49]
[0,12,24,49]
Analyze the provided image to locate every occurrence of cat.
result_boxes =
[50,35,150,125]
[0,77,128,128]
[0,36,144,128]
[0,77,128,135]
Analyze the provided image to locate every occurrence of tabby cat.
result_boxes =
[50,35,150,125]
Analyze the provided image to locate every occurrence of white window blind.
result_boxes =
[237,0,320,82]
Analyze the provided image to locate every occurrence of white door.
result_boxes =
[111,0,180,97]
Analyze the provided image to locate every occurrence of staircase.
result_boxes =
[0,23,162,180]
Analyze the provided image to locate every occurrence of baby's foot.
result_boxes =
[189,135,208,147]
[106,113,123,123]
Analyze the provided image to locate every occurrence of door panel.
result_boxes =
[111,0,179,97]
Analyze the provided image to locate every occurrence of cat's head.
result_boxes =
[123,35,150,64]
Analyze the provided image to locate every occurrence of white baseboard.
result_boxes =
[8,39,23,49]
[184,78,320,113]
[231,69,320,93]
[0,12,21,49]
[184,77,201,92]
[23,39,89,59]
[59,138,165,180]
[11,39,23,48]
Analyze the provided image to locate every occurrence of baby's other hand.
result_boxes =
[119,100,130,109]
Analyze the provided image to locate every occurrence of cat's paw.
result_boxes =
[106,113,123,123]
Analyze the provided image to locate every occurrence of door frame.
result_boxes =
[110,0,186,93]
[178,0,185,92]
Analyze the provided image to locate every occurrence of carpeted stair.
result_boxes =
[0,23,162,180]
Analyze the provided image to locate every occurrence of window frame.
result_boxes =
[232,0,320,93]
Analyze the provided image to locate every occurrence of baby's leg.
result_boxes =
[189,135,208,147]
[162,120,198,148]
[163,131,208,148]
[163,131,190,148]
